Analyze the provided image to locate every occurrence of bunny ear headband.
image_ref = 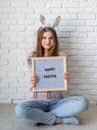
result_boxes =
[40,15,61,29]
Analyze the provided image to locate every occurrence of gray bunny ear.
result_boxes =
[53,16,61,27]
[40,15,45,25]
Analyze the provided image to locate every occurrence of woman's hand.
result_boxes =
[62,72,69,84]
[30,75,38,88]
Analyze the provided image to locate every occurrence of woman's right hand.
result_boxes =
[30,75,38,88]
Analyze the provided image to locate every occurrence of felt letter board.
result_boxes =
[31,56,67,92]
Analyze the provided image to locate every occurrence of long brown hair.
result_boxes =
[27,27,59,67]
[35,27,59,57]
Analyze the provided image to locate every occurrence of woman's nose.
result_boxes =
[46,38,50,42]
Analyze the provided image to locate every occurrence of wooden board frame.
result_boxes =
[31,56,67,92]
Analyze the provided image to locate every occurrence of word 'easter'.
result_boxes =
[44,68,56,78]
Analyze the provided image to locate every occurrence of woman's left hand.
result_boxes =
[62,72,69,83]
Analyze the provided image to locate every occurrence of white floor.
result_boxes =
[0,104,97,130]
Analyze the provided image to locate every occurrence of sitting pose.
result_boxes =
[15,15,89,126]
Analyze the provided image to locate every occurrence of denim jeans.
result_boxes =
[15,96,89,125]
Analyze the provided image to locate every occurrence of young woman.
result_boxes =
[15,27,89,126]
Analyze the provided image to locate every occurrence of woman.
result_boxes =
[15,26,89,126]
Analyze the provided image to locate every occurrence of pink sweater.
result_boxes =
[27,51,68,101]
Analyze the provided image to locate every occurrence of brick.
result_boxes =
[17,7,34,13]
[77,27,93,32]
[9,25,25,31]
[78,14,95,20]
[0,0,97,104]
[63,1,80,7]
[0,25,8,31]
[60,26,76,32]
[80,1,97,8]
[69,8,85,13]
[9,82,26,88]
[0,100,12,104]
[46,2,62,8]
[0,13,8,19]
[0,66,16,72]
[0,37,8,42]
[10,49,26,54]
[0,2,10,7]
[11,2,27,7]
[17,19,33,25]
[13,100,25,104]
[34,8,51,13]
[88,32,97,37]
[78,38,94,44]
[9,13,25,19]
[0,82,9,88]
[1,43,17,48]
[1,31,17,37]
[0,94,8,99]
[0,60,7,65]
[1,88,16,93]
[86,21,97,26]
[18,31,34,37]
[61,14,77,20]
[29,2,45,8]
[0,7,16,13]
[0,49,9,54]
[86,8,97,13]
[71,32,87,37]
[9,94,25,100]
[69,20,85,26]
[94,62,97,67]
[52,8,67,14]
[1,54,18,60]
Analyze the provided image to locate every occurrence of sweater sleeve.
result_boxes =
[26,51,36,70]
[58,50,67,57]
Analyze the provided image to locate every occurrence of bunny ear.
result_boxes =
[40,15,46,25]
[53,16,61,27]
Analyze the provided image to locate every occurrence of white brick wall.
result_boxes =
[0,0,97,105]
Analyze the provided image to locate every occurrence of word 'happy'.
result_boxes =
[45,68,55,71]
[44,68,56,78]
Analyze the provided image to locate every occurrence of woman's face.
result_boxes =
[41,31,54,51]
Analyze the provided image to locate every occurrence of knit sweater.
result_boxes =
[27,50,68,101]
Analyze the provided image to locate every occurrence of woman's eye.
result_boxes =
[42,37,46,39]
[50,37,53,39]
[42,37,54,40]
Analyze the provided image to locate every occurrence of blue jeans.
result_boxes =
[15,96,89,125]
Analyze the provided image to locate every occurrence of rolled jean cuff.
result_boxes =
[42,114,56,125]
